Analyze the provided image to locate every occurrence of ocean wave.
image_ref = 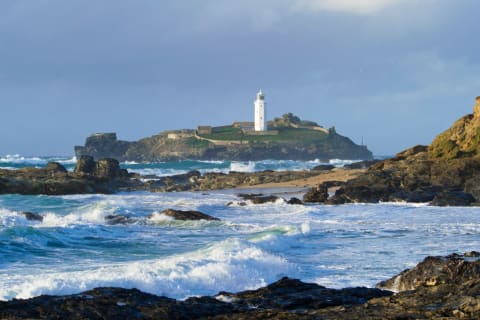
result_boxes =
[0,238,294,301]
[328,159,361,167]
[230,161,256,172]
[0,154,44,164]
[0,155,77,169]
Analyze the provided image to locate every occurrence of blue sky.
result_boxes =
[1,0,479,156]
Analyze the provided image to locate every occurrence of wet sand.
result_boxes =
[237,168,365,190]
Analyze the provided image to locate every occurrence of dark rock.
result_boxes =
[45,162,67,173]
[227,201,247,206]
[105,214,136,225]
[388,189,436,203]
[325,194,347,205]
[0,156,140,195]
[159,208,219,221]
[238,193,281,204]
[322,180,345,188]
[94,158,123,179]
[75,133,132,161]
[312,164,335,171]
[377,253,480,292]
[430,190,475,206]
[303,184,328,203]
[465,251,480,257]
[74,155,96,175]
[287,197,303,205]
[0,278,390,320]
[465,175,480,201]
[218,277,391,311]
[343,159,382,169]
[394,145,429,160]
[19,211,44,222]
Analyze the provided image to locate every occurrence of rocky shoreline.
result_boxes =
[2,154,479,206]
[1,253,478,319]
[0,155,348,196]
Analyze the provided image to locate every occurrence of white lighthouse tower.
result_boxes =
[254,89,266,131]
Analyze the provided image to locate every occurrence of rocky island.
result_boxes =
[74,113,373,162]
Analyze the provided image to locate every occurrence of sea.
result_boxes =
[0,155,479,301]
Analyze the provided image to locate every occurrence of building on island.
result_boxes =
[254,89,266,131]
[197,126,213,135]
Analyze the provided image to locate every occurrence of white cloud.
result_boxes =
[292,0,402,15]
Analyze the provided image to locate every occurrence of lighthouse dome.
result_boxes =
[256,90,265,100]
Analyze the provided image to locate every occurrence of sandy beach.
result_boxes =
[237,168,366,190]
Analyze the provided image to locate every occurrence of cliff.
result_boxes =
[429,96,480,158]
[75,114,373,162]
[304,96,480,206]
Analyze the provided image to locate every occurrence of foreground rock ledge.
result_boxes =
[1,253,478,319]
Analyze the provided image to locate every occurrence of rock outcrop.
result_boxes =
[306,96,480,206]
[1,253,478,319]
[159,208,219,221]
[0,157,140,195]
[429,96,480,159]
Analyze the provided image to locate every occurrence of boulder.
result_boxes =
[287,197,303,205]
[74,155,96,175]
[45,162,67,174]
[430,190,475,206]
[217,277,391,311]
[312,164,335,171]
[394,145,429,160]
[105,214,136,225]
[377,253,480,292]
[94,158,123,179]
[343,159,381,169]
[160,208,219,221]
[388,189,436,203]
[303,184,328,203]
[19,211,44,222]
[74,156,125,179]
[238,193,282,204]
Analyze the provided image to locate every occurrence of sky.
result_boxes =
[1,0,480,156]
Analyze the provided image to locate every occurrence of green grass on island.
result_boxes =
[198,125,329,144]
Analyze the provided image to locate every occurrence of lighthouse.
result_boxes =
[254,89,266,131]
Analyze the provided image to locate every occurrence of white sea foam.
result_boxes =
[57,156,77,164]
[0,208,36,227]
[328,159,360,167]
[2,190,480,302]
[198,160,225,164]
[0,154,44,164]
[148,212,175,223]
[0,238,293,301]
[230,161,256,172]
